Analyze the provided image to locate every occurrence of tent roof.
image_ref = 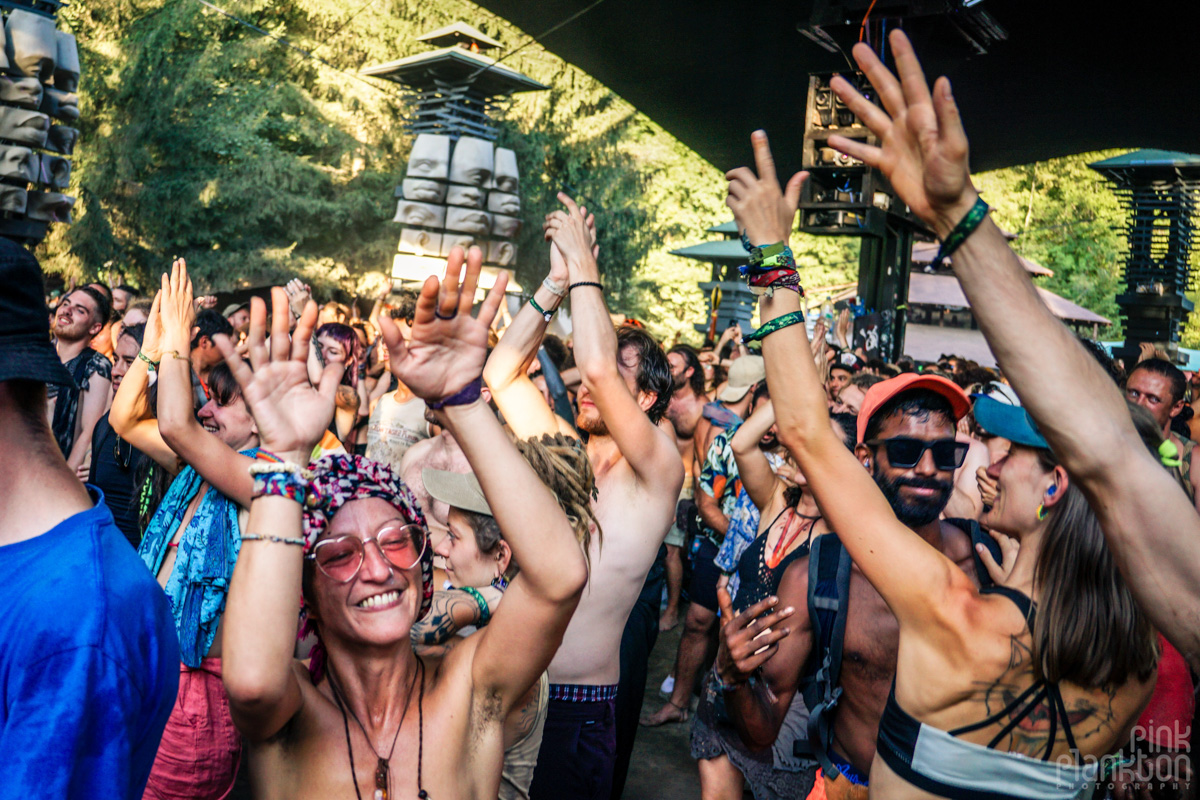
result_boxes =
[475,1,1200,175]
[904,324,998,367]
[911,241,1052,276]
[909,272,1108,324]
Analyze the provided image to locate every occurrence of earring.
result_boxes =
[1036,503,1048,521]
[491,574,509,592]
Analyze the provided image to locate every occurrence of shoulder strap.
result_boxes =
[952,518,998,591]
[799,532,854,777]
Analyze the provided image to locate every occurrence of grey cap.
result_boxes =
[423,468,492,516]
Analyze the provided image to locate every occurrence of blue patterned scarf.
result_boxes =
[138,448,258,666]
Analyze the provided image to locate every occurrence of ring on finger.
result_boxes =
[434,308,457,321]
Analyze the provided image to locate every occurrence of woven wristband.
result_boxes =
[252,470,311,505]
[743,311,807,343]
[462,586,491,626]
[931,196,990,269]
[428,376,483,410]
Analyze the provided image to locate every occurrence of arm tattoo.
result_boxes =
[410,589,483,647]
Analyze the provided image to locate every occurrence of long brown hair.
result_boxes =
[1031,447,1158,687]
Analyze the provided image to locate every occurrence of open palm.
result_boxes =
[380,246,508,403]
[214,288,342,459]
[826,31,976,234]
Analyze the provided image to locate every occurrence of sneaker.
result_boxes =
[660,675,675,696]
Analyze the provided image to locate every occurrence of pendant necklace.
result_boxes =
[328,658,428,800]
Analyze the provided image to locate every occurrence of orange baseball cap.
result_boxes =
[856,373,971,444]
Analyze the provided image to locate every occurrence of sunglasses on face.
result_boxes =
[866,437,969,471]
[306,522,426,584]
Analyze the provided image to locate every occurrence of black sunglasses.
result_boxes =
[866,437,969,471]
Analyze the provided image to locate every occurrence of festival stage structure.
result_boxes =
[0,0,79,246]
[1091,150,1200,366]
[362,22,547,292]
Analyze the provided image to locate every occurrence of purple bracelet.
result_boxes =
[427,377,483,410]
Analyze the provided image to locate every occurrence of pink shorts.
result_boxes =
[143,658,242,800]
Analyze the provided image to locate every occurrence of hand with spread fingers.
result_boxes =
[725,130,807,246]
[826,30,978,236]
[378,245,507,404]
[715,586,794,688]
[213,289,343,463]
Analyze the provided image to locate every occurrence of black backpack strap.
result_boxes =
[954,518,999,591]
[798,533,853,777]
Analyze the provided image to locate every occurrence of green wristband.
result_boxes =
[743,311,807,343]
[137,351,159,371]
[529,296,553,323]
[462,586,491,626]
[932,196,990,268]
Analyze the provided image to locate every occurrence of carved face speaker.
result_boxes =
[401,178,446,204]
[445,206,491,236]
[445,184,485,209]
[0,107,49,148]
[42,88,79,124]
[54,31,80,93]
[0,144,37,182]
[0,185,27,213]
[486,192,520,216]
[490,213,521,239]
[398,228,443,257]
[25,191,73,223]
[5,10,57,82]
[40,154,70,190]
[488,240,516,267]
[0,75,43,110]
[493,148,519,194]
[45,125,78,156]
[406,134,451,180]
[392,200,446,228]
[448,137,493,187]
[440,234,480,257]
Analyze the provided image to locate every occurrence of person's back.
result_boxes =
[1,490,179,795]
[0,239,178,798]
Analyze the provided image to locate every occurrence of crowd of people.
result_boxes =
[3,29,1199,800]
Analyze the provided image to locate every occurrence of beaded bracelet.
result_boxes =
[137,351,159,371]
[930,196,990,269]
[529,296,554,323]
[462,586,491,626]
[542,277,568,298]
[743,311,807,343]
[242,533,306,547]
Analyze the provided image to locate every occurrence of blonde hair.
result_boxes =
[515,433,602,568]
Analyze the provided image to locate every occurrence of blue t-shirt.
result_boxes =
[0,489,179,798]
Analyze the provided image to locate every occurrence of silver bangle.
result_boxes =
[542,277,567,298]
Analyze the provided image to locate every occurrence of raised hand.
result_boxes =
[826,30,977,237]
[545,200,598,288]
[379,246,507,403]
[725,130,807,246]
[284,278,311,321]
[141,291,165,362]
[715,587,794,687]
[159,258,196,353]
[544,193,599,282]
[213,288,343,463]
[194,295,218,311]
[836,308,852,347]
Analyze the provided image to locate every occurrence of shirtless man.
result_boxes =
[219,249,588,800]
[715,140,982,799]
[1125,358,1200,511]
[484,194,683,800]
[661,344,708,631]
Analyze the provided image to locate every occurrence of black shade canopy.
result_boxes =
[475,0,1200,175]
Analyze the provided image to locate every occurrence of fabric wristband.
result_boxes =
[743,311,807,343]
[462,586,491,626]
[529,296,554,322]
[542,277,568,298]
[931,196,990,269]
[428,376,483,410]
[137,351,159,371]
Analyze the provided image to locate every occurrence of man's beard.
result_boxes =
[873,464,952,527]
[53,317,87,343]
[671,372,688,392]
[576,408,609,437]
[758,434,778,451]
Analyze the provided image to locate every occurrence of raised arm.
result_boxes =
[731,399,782,512]
[109,291,182,473]
[727,132,963,626]
[545,194,682,488]
[482,216,588,439]
[218,290,344,741]
[156,260,256,507]
[828,31,1200,667]
[383,246,588,713]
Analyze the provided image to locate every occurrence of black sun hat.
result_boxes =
[0,237,75,387]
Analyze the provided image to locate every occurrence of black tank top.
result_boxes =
[732,507,817,613]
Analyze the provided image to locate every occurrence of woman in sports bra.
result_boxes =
[722,44,1159,795]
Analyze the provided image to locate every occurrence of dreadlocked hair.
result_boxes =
[515,432,603,570]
